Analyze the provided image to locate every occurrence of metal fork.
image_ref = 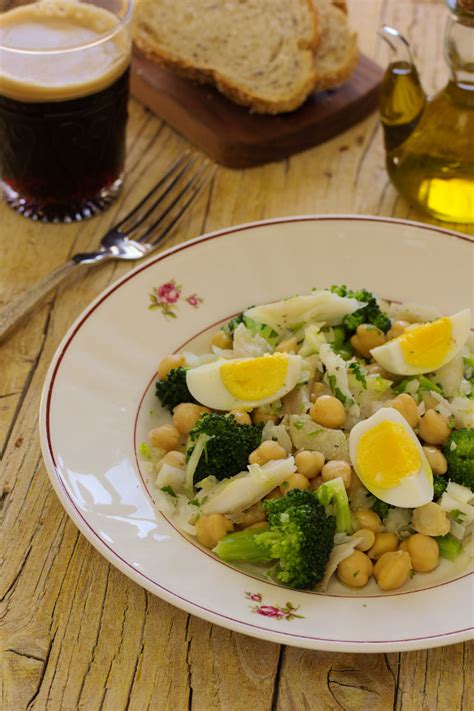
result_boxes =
[0,153,215,341]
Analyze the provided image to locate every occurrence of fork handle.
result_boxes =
[0,260,80,341]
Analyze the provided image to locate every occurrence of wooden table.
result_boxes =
[1,1,472,709]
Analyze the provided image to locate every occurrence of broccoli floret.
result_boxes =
[330,285,372,303]
[330,285,350,297]
[343,303,391,334]
[314,477,352,533]
[329,286,391,335]
[213,489,336,589]
[436,533,463,561]
[433,475,448,500]
[155,367,197,412]
[187,413,263,484]
[443,429,474,490]
[371,498,393,520]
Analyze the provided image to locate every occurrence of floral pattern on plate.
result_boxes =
[245,592,304,621]
[149,279,203,318]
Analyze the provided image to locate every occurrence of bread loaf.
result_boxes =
[312,0,358,91]
[133,0,358,113]
[134,0,320,114]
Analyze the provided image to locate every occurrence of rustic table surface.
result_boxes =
[1,1,472,709]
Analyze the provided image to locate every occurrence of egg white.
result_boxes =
[186,354,302,410]
[370,309,471,376]
[349,407,433,508]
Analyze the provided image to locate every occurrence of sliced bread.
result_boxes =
[312,0,358,91]
[134,0,320,114]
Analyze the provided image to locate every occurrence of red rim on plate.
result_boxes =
[40,215,474,652]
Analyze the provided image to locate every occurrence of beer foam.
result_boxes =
[0,1,131,101]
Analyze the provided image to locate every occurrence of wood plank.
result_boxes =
[131,52,383,168]
[0,1,473,710]
[275,648,397,710]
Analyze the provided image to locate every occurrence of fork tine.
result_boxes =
[135,161,216,247]
[130,158,214,243]
[113,151,194,232]
[122,154,203,237]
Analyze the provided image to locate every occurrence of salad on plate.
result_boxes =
[140,286,474,593]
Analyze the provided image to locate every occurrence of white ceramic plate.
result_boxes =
[40,216,474,652]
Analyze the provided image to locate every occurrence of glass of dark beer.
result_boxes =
[0,0,134,222]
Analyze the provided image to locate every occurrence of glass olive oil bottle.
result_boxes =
[379,1,474,223]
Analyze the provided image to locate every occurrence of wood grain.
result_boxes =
[130,52,383,168]
[1,2,472,710]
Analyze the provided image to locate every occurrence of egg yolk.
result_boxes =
[398,317,452,369]
[356,421,422,489]
[220,353,288,401]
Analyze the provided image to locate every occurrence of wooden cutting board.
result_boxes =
[131,50,383,169]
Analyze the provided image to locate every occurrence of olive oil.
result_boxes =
[379,4,474,224]
[383,79,474,223]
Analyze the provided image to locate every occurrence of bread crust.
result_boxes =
[134,0,320,114]
[313,32,358,91]
[332,0,348,13]
[134,0,358,114]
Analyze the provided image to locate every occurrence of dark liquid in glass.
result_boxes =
[0,67,129,221]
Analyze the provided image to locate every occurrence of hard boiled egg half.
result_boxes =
[370,309,470,376]
[349,408,433,508]
[186,353,302,410]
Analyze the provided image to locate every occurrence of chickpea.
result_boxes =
[311,475,323,491]
[350,324,386,359]
[252,407,279,426]
[276,337,298,353]
[310,395,346,429]
[418,409,450,445]
[412,502,450,536]
[353,508,383,533]
[310,381,329,402]
[264,487,282,500]
[172,403,211,436]
[348,470,364,497]
[236,502,266,528]
[354,528,376,552]
[387,320,409,340]
[249,440,287,466]
[157,354,185,381]
[245,521,268,530]
[337,550,373,588]
[295,450,325,479]
[195,514,233,549]
[367,532,399,560]
[280,473,310,494]
[230,409,252,425]
[423,446,448,475]
[374,550,412,591]
[390,393,420,428]
[149,424,181,451]
[422,392,440,410]
[321,460,352,490]
[404,533,439,572]
[211,330,233,350]
[398,539,409,553]
[159,450,186,470]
